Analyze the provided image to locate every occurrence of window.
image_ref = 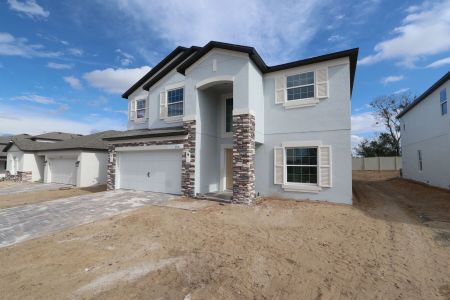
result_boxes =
[440,88,447,115]
[418,150,423,171]
[286,72,314,101]
[286,147,318,184]
[136,99,146,119]
[167,88,184,117]
[225,98,233,133]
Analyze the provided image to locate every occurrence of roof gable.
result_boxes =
[121,46,187,99]
[397,71,450,119]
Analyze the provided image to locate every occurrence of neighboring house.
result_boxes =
[105,41,358,204]
[3,131,117,186]
[397,71,450,190]
[0,136,11,178]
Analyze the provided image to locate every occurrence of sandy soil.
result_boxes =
[352,170,400,181]
[0,185,106,209]
[0,174,449,299]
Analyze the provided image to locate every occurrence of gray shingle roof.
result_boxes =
[31,132,82,141]
[103,127,186,141]
[3,131,119,152]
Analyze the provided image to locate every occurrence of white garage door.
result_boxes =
[50,158,77,185]
[118,150,182,194]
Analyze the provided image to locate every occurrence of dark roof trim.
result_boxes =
[103,130,187,141]
[177,41,358,94]
[142,46,200,91]
[121,46,187,99]
[397,71,450,119]
[267,48,359,93]
[177,41,267,75]
[36,147,107,153]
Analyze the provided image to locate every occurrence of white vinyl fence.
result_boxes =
[352,156,402,171]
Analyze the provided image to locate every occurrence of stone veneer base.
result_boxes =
[232,113,256,204]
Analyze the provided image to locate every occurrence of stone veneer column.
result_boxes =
[181,120,196,197]
[232,113,256,204]
[106,146,116,190]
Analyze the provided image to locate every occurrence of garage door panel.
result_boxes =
[50,158,77,185]
[118,150,182,194]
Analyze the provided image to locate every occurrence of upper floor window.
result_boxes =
[440,88,447,115]
[286,72,314,101]
[167,88,184,117]
[136,99,147,119]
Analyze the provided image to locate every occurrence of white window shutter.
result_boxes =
[319,145,332,187]
[129,100,136,121]
[159,91,166,119]
[275,76,286,104]
[316,68,328,99]
[274,147,284,184]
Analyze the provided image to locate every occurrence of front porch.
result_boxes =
[195,80,256,203]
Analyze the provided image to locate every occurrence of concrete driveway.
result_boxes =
[0,182,72,196]
[0,190,177,248]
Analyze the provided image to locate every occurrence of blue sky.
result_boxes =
[1,0,450,148]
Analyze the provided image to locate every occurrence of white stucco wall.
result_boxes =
[6,145,44,181]
[399,79,450,189]
[255,59,352,204]
[78,151,108,187]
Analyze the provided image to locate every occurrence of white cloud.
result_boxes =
[394,88,410,94]
[12,94,55,104]
[359,1,450,67]
[351,134,364,149]
[0,103,125,135]
[381,75,404,85]
[116,49,134,66]
[47,62,72,69]
[108,0,330,64]
[83,66,151,94]
[7,0,49,19]
[0,32,61,58]
[351,112,382,134]
[63,76,82,89]
[68,48,84,56]
[327,34,343,42]
[426,56,450,68]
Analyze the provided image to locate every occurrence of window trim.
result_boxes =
[417,150,423,172]
[165,86,185,121]
[440,88,447,116]
[285,147,318,186]
[135,99,147,120]
[281,141,323,192]
[221,93,233,138]
[286,71,315,102]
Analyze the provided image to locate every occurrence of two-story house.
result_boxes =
[104,41,358,204]
[397,71,450,190]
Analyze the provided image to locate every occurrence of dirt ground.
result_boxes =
[0,172,449,299]
[0,184,106,209]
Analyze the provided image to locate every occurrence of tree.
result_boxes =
[355,93,413,157]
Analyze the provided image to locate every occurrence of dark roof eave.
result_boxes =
[176,41,268,75]
[397,71,450,119]
[121,46,188,99]
[176,42,358,94]
[103,130,187,141]
[142,46,201,91]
